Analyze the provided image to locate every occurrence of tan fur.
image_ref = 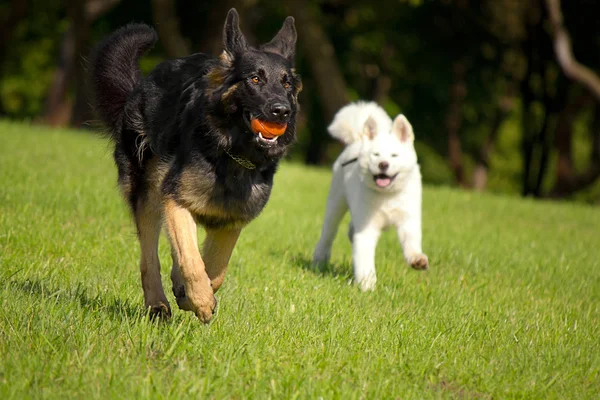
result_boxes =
[203,228,241,292]
[220,51,234,67]
[135,190,170,317]
[206,67,227,89]
[291,68,303,95]
[177,167,222,216]
[163,198,216,322]
[205,56,231,98]
[221,82,241,112]
[147,157,172,189]
[177,166,266,230]
[131,156,254,322]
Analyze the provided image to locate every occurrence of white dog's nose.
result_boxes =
[378,161,389,171]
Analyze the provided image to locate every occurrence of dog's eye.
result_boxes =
[373,152,380,157]
[251,76,260,84]
[283,81,291,89]
[391,153,398,158]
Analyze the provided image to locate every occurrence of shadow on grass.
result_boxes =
[284,252,354,280]
[7,277,156,323]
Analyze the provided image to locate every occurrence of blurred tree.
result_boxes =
[1,0,600,201]
[0,0,29,114]
[1,0,65,119]
[152,0,190,58]
[545,0,600,197]
[287,1,349,164]
[42,0,121,127]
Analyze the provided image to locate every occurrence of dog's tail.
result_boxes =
[327,101,391,145]
[89,24,157,138]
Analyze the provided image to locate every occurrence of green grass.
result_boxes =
[1,120,599,399]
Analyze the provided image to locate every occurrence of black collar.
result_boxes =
[341,157,358,167]
[224,149,256,170]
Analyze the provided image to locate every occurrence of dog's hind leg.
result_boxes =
[313,169,348,266]
[135,194,171,318]
[163,199,216,323]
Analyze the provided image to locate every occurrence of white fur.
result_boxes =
[327,100,393,145]
[313,101,428,291]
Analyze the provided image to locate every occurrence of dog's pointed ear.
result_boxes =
[222,8,248,58]
[392,114,414,143]
[261,16,297,62]
[363,116,378,140]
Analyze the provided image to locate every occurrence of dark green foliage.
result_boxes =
[0,0,599,200]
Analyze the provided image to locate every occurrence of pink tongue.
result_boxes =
[376,177,391,187]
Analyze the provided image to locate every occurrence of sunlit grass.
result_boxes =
[1,121,599,399]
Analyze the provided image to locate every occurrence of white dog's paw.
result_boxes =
[408,253,429,270]
[356,274,377,291]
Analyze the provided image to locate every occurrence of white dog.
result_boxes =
[313,101,428,291]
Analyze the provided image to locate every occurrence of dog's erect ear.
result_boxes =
[392,114,414,143]
[222,8,248,57]
[261,17,297,62]
[362,116,378,140]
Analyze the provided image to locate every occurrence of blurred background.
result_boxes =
[1,0,599,202]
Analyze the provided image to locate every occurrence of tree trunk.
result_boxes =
[544,0,600,196]
[520,1,544,196]
[520,92,535,196]
[42,28,75,127]
[0,0,28,66]
[546,0,600,100]
[286,2,349,165]
[472,93,514,191]
[69,0,93,127]
[531,66,564,197]
[151,0,190,58]
[369,45,393,104]
[198,0,257,56]
[287,3,347,122]
[0,0,29,115]
[548,99,600,197]
[42,0,121,127]
[446,60,468,186]
[532,99,552,197]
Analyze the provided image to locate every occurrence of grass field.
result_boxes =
[1,121,599,399]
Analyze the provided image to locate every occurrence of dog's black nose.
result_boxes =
[379,161,389,171]
[270,103,290,119]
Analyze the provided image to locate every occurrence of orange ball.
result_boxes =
[250,119,287,139]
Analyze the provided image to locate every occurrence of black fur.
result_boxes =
[90,9,301,228]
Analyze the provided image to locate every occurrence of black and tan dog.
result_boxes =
[90,9,301,322]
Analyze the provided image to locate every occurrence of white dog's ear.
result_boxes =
[362,116,378,140]
[392,114,414,143]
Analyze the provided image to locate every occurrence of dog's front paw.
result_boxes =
[184,279,217,323]
[356,274,377,292]
[190,293,217,323]
[408,253,429,270]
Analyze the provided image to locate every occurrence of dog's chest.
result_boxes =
[159,159,272,229]
[369,195,410,227]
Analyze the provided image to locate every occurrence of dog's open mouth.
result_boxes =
[373,173,397,188]
[244,111,287,145]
